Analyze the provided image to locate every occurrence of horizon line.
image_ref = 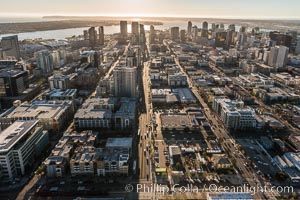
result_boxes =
[1,13,300,21]
[44,15,300,20]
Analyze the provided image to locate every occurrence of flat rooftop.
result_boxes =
[115,98,136,117]
[4,100,73,119]
[105,138,132,149]
[74,98,114,119]
[174,88,196,102]
[161,114,194,127]
[0,69,27,77]
[44,89,77,97]
[0,120,38,153]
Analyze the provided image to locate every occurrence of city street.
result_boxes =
[138,60,152,182]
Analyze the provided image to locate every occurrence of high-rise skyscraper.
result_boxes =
[252,27,260,34]
[225,30,235,48]
[202,21,208,30]
[99,26,104,46]
[211,23,216,31]
[113,66,137,98]
[36,50,54,75]
[120,21,128,37]
[170,27,180,40]
[201,29,208,38]
[83,30,89,40]
[228,24,236,32]
[275,46,289,69]
[88,27,97,48]
[269,31,292,48]
[131,22,139,45]
[287,30,297,43]
[126,47,136,67]
[238,33,247,46]
[295,36,300,54]
[215,32,227,48]
[0,70,28,97]
[139,24,146,47]
[187,21,192,35]
[239,26,247,33]
[0,35,21,59]
[131,22,139,36]
[268,46,279,67]
[268,45,289,69]
[140,24,145,35]
[180,30,186,42]
[192,26,198,41]
[150,25,155,44]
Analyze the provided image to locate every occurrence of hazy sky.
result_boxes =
[1,0,300,19]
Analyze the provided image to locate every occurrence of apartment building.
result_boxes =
[0,100,74,133]
[213,96,256,129]
[0,120,48,182]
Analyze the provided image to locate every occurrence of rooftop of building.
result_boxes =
[116,98,136,114]
[160,113,195,128]
[151,89,172,96]
[211,87,225,95]
[255,63,274,69]
[72,146,95,163]
[63,130,96,145]
[283,152,300,167]
[168,72,187,80]
[0,120,39,153]
[0,60,18,69]
[49,73,77,80]
[0,69,27,77]
[173,88,196,102]
[1,35,18,40]
[105,138,132,149]
[75,97,136,119]
[51,140,73,158]
[260,115,285,128]
[94,148,130,163]
[43,89,77,98]
[3,100,73,120]
[169,145,181,156]
[238,73,274,84]
[44,156,66,166]
[40,40,69,48]
[215,97,255,115]
[74,98,115,119]
[80,50,96,57]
